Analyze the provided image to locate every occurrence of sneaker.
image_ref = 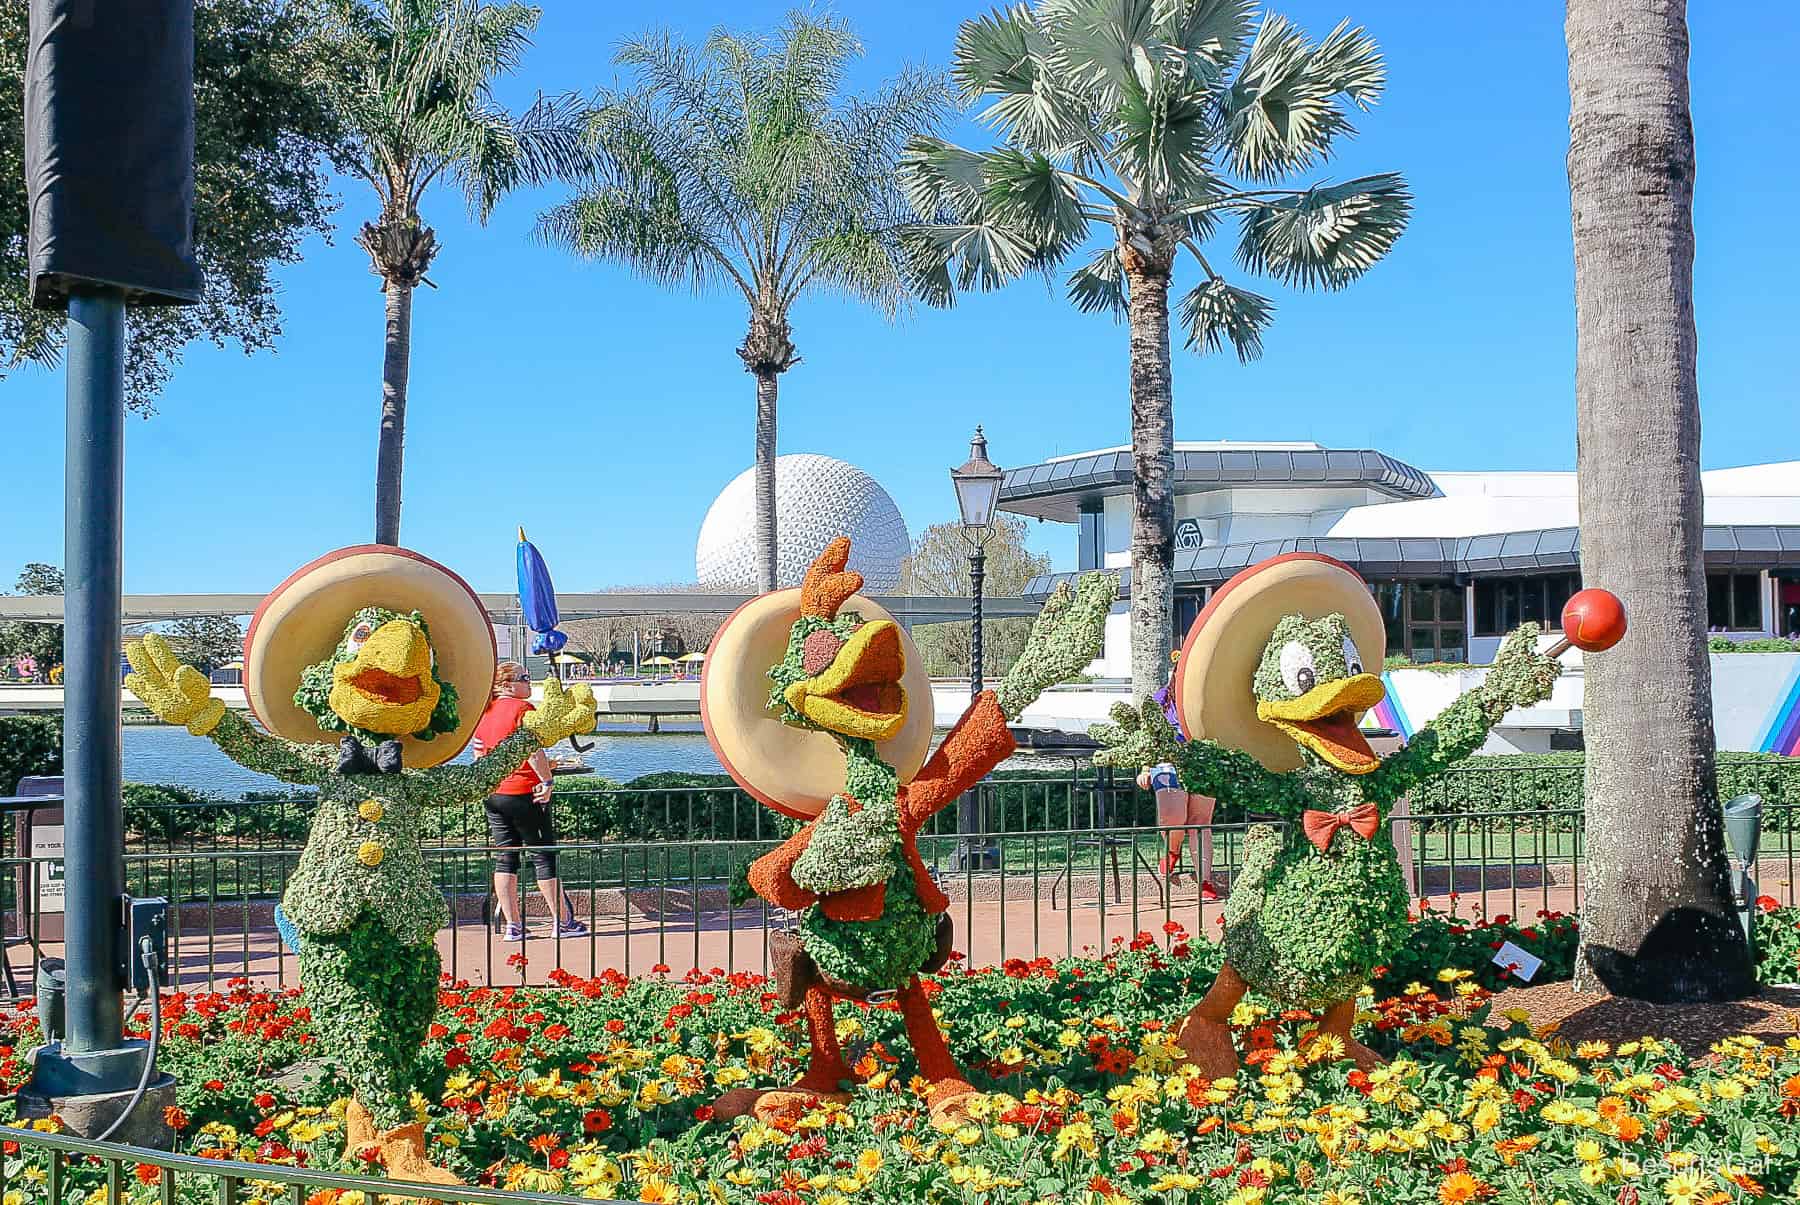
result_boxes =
[556,917,589,939]
[1199,880,1221,903]
[503,922,528,942]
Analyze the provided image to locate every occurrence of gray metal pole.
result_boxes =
[61,291,127,1061]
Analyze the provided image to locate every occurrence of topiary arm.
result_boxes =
[1366,623,1561,805]
[995,572,1115,721]
[1090,697,1288,810]
[210,710,331,786]
[417,728,543,805]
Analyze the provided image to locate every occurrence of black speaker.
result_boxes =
[24,0,203,308]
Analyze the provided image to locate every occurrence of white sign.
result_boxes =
[32,823,64,915]
[1492,940,1542,983]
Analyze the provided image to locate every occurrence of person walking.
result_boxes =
[1137,655,1222,900]
[473,659,588,940]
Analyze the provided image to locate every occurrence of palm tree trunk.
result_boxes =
[1566,0,1750,1000]
[753,367,779,593]
[374,279,412,547]
[1123,248,1175,701]
[739,305,798,593]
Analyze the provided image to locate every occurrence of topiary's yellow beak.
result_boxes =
[329,619,441,736]
[1256,673,1385,775]
[784,620,908,742]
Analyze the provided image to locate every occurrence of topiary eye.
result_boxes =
[801,629,845,676]
[1341,635,1363,677]
[1279,641,1316,696]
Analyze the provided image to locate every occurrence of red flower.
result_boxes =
[1756,895,1779,913]
[694,1105,716,1122]
[549,1148,570,1170]
[445,1048,471,1069]
[203,1079,224,1092]
[253,1092,275,1110]
[582,1109,612,1134]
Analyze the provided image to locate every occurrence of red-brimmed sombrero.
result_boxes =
[1175,553,1386,773]
[242,545,495,769]
[701,588,933,820]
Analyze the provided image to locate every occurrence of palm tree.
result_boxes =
[536,13,950,592]
[1566,0,1750,1001]
[900,0,1409,699]
[314,0,587,545]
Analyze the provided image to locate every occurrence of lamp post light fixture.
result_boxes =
[950,426,1006,871]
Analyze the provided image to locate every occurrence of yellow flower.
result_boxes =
[355,840,384,867]
[638,1177,679,1205]
[723,1170,758,1187]
[1710,1078,1746,1100]
[1574,1139,1603,1162]
[1150,1173,1203,1191]
[1576,1040,1611,1059]
[1661,1170,1710,1205]
[357,799,384,822]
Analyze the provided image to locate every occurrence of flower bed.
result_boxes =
[3,910,1799,1203]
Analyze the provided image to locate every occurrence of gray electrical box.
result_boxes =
[124,896,170,991]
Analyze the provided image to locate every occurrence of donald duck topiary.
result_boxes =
[125,546,597,1185]
[702,538,1114,1125]
[1091,554,1619,1076]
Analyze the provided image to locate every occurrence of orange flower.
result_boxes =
[1611,1114,1644,1143]
[1493,1135,1539,1166]
[1782,1074,1800,1100]
[133,1164,161,1185]
[1597,1096,1627,1120]
[527,1133,560,1155]
[1439,1171,1494,1204]
[162,1106,189,1131]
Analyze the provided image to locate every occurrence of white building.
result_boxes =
[1003,442,1800,678]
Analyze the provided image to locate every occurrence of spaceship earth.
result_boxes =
[696,453,911,591]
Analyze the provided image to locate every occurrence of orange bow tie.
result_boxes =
[1300,803,1381,852]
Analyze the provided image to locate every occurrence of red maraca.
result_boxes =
[1546,588,1627,658]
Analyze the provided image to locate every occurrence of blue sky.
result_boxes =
[3,1,1796,595]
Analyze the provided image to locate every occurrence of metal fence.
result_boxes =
[2,760,1796,995]
[0,1125,621,1204]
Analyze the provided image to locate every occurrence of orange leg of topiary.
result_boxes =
[1175,962,1247,1081]
[1303,998,1385,1071]
[716,988,856,1122]
[896,975,977,1126]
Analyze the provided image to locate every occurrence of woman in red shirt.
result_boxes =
[472,660,588,941]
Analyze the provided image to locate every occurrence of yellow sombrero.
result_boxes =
[242,545,495,769]
[1175,553,1385,773]
[701,587,933,820]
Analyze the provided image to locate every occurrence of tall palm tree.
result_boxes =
[900,0,1409,699]
[315,0,587,545]
[536,13,949,592]
[1566,0,1750,1001]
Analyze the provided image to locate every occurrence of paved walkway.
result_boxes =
[7,873,1599,997]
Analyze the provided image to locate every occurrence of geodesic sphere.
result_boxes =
[695,454,911,591]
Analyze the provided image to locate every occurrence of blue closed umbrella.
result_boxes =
[516,527,566,656]
[515,527,588,751]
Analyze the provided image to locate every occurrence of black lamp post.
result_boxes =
[950,427,1004,870]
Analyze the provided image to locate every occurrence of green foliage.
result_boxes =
[901,1,1409,360]
[994,572,1115,721]
[296,911,441,1132]
[0,0,342,412]
[0,562,64,674]
[0,715,60,794]
[799,862,938,992]
[1373,907,1582,993]
[1224,823,1412,1009]
[163,616,246,675]
[1712,636,1800,653]
[536,13,950,329]
[900,516,1050,679]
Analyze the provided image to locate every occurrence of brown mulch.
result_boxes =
[1487,981,1800,1058]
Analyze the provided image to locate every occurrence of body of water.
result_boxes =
[123,721,724,797]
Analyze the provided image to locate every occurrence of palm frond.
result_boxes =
[954,5,1086,154]
[1220,12,1385,182]
[1235,173,1410,290]
[1066,244,1127,318]
[1176,275,1274,361]
[981,147,1089,260]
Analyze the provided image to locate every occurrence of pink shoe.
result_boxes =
[1199,880,1221,902]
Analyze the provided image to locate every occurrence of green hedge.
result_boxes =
[1710,637,1800,653]
[1407,751,1800,827]
[0,715,60,794]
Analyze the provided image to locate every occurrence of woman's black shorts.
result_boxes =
[485,792,558,877]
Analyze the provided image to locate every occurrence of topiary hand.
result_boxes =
[125,634,227,736]
[522,677,597,747]
[1089,696,1182,771]
[995,571,1116,721]
[1483,623,1561,713]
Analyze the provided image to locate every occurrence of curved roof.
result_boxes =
[1023,524,1800,598]
[999,445,1437,522]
